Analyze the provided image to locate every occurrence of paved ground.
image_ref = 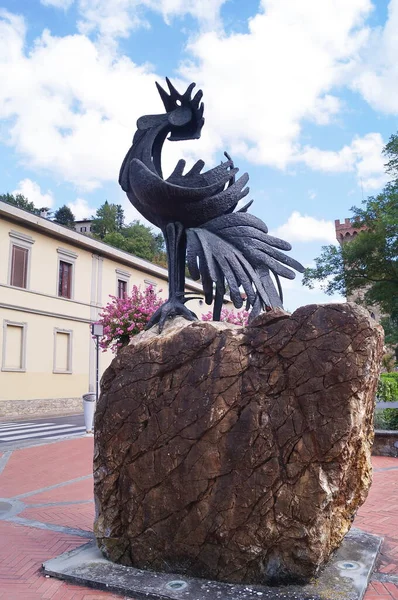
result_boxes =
[0,435,397,599]
[0,414,86,450]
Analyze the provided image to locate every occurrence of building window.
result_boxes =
[53,329,72,373]
[2,321,27,372]
[10,245,29,288]
[81,226,86,232]
[56,247,78,300]
[144,279,157,289]
[58,261,73,298]
[117,279,127,298]
[115,269,130,298]
[8,230,34,289]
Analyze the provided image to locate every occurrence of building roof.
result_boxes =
[0,201,203,293]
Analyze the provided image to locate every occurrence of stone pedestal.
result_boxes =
[93,303,383,584]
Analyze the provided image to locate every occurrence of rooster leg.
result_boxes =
[146,222,198,332]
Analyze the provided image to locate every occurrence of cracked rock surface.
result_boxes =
[93,303,383,585]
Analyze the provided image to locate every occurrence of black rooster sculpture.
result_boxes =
[119,78,304,330]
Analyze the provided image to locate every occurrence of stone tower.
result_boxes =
[334,218,379,320]
[334,217,365,245]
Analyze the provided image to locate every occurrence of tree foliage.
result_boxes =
[384,132,398,178]
[53,205,75,228]
[116,204,125,231]
[92,201,120,238]
[93,201,167,266]
[375,372,398,430]
[0,193,40,215]
[303,182,398,322]
[121,221,165,262]
[381,315,398,348]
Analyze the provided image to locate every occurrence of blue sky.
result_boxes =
[1,0,398,310]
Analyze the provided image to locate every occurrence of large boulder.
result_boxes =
[93,303,383,584]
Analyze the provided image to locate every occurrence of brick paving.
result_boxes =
[23,479,94,505]
[358,456,398,599]
[0,438,122,599]
[0,437,397,599]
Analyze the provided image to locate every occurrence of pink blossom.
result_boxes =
[95,285,163,353]
[201,308,249,326]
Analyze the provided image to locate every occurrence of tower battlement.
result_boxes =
[335,217,366,245]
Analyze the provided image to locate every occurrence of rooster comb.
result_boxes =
[156,78,204,121]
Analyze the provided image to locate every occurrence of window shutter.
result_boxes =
[118,279,127,298]
[66,263,72,298]
[11,246,28,288]
[59,261,72,298]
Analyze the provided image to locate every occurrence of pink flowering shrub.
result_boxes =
[96,285,163,353]
[201,307,249,326]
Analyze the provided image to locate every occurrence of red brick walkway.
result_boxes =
[0,437,397,599]
[0,438,122,599]
[358,456,398,599]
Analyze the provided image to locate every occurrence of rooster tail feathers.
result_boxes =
[186,212,304,315]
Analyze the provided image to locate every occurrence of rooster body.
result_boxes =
[119,79,304,330]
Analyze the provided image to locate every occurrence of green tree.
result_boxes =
[0,193,40,215]
[92,201,118,239]
[381,315,398,348]
[102,219,167,266]
[302,182,398,336]
[92,201,167,266]
[53,205,76,228]
[103,231,128,251]
[116,205,125,231]
[122,220,165,261]
[384,132,398,178]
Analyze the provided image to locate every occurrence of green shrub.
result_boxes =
[375,372,398,430]
[374,408,398,430]
[377,373,398,402]
[381,372,398,382]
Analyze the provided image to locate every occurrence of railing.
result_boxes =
[375,401,398,409]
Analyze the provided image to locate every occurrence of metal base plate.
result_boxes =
[43,528,382,600]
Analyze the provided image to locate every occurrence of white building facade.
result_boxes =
[0,202,214,418]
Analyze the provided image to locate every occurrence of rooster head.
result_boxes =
[156,78,204,141]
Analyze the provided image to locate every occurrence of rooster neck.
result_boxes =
[131,114,170,179]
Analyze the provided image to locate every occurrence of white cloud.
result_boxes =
[272,211,336,244]
[351,0,398,114]
[42,0,227,43]
[0,1,390,199]
[12,178,54,208]
[76,0,149,41]
[67,197,96,219]
[0,11,218,191]
[180,0,373,170]
[308,190,317,200]
[281,272,345,312]
[68,190,158,229]
[153,0,226,30]
[309,94,342,126]
[297,133,388,190]
[0,13,156,190]
[41,0,74,8]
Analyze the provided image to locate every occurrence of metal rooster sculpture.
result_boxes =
[119,78,304,330]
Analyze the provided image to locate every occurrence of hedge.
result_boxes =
[375,372,398,430]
